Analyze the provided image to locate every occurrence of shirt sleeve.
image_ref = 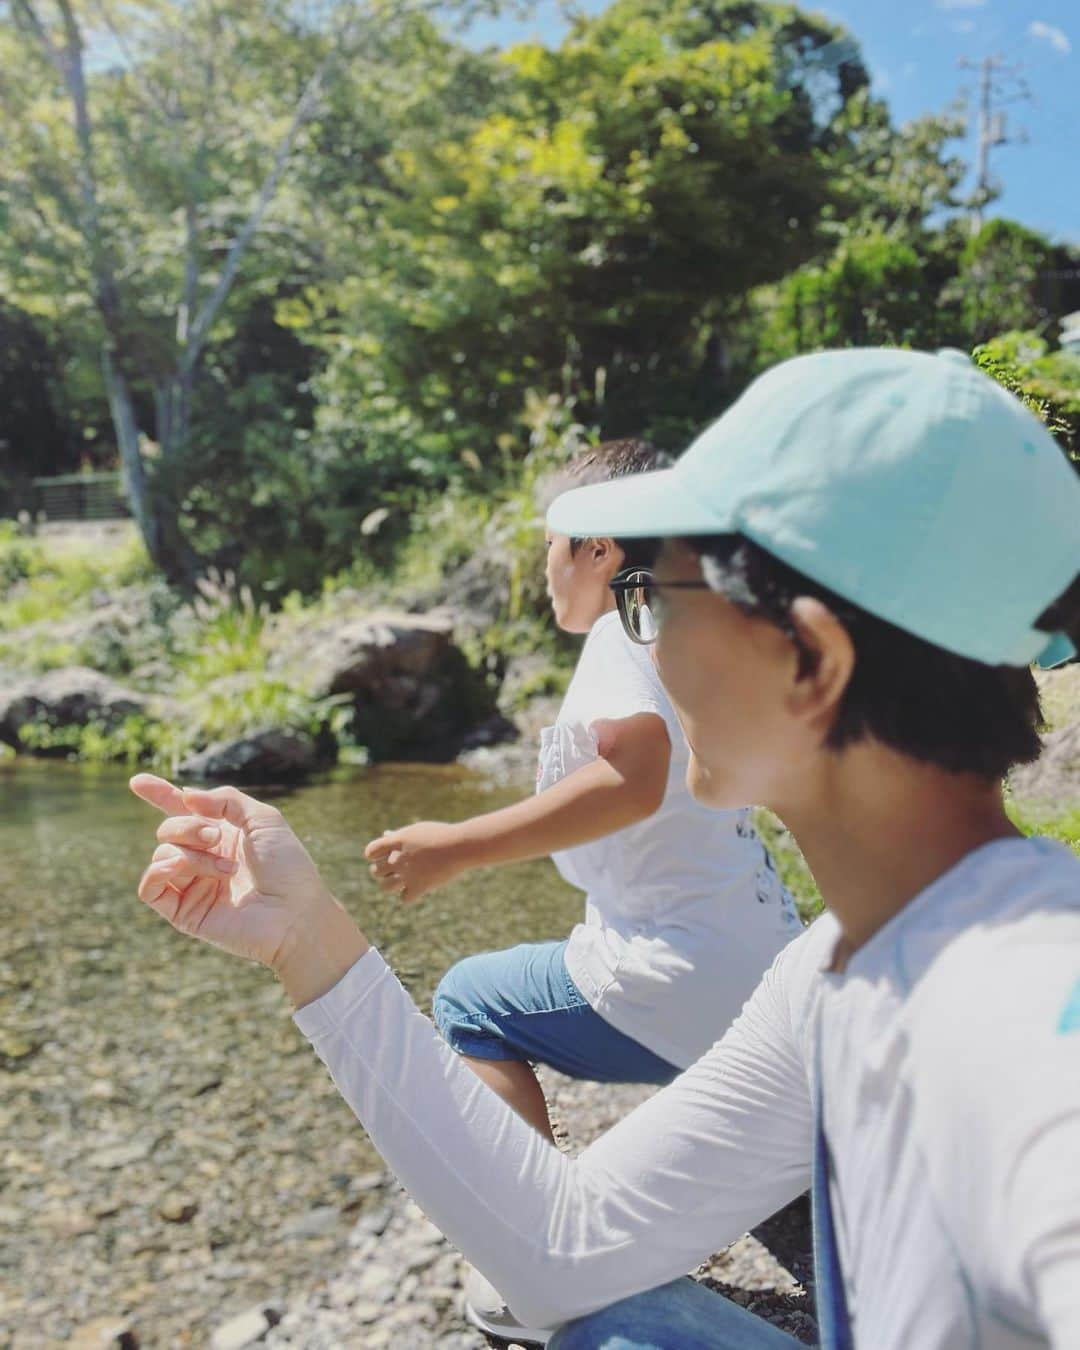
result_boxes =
[293,935,817,1330]
[913,909,1080,1345]
[1011,1118,1080,1349]
[997,938,1080,1347]
[581,619,670,728]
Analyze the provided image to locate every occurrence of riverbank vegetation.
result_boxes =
[3,0,1079,865]
[4,0,1079,589]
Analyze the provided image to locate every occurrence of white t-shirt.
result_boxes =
[538,610,801,1068]
[295,836,1080,1348]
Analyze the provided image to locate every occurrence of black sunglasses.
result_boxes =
[609,568,712,645]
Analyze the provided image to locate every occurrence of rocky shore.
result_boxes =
[4,526,1076,1350]
[259,1069,818,1350]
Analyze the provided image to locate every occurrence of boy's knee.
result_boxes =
[431,957,478,1039]
[431,973,457,1035]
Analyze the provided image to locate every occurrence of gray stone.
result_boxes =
[157,1193,198,1223]
[87,1135,161,1170]
[355,1204,393,1236]
[210,1304,282,1350]
[295,611,456,699]
[343,1300,385,1324]
[178,728,320,784]
[349,1169,387,1192]
[275,608,491,758]
[69,1316,139,1349]
[458,712,519,750]
[0,666,147,750]
[279,1205,340,1240]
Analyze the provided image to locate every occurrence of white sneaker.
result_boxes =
[463,1266,554,1345]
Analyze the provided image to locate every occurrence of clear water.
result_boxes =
[0,758,579,1344]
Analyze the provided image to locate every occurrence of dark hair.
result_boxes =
[687,533,1044,781]
[563,439,670,571]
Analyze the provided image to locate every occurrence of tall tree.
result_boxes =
[0,0,469,583]
[300,0,934,465]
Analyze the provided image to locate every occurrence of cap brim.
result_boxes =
[1035,632,1076,670]
[546,466,731,540]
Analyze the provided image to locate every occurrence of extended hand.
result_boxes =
[131,775,366,1004]
[364,821,471,904]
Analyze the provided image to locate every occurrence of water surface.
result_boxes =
[0,758,579,1346]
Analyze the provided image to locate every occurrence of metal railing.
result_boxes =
[31,472,129,522]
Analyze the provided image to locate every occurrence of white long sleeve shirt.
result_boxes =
[295,837,1080,1348]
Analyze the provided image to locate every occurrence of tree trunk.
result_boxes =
[103,348,199,589]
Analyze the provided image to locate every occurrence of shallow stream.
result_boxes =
[0,758,579,1347]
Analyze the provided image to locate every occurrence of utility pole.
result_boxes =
[959,55,1030,235]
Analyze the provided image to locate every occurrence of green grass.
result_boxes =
[2,555,348,770]
[0,523,153,630]
[1007,802,1080,857]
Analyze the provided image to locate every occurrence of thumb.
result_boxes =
[180,784,282,832]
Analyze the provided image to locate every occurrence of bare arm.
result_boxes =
[365,712,671,902]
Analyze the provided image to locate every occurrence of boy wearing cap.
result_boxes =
[133,348,1080,1349]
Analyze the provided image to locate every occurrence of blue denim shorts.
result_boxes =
[549,1277,803,1349]
[431,939,680,1085]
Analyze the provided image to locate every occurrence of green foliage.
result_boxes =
[0,524,154,631]
[0,521,42,590]
[301,0,896,482]
[160,571,347,765]
[943,220,1059,345]
[1006,803,1080,859]
[0,547,345,767]
[2,0,1076,604]
[973,331,1080,459]
[753,808,822,923]
[754,228,958,365]
[0,303,78,513]
[755,802,1080,924]
[16,712,167,765]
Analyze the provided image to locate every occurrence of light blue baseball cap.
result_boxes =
[547,348,1080,668]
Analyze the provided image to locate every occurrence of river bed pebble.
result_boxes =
[263,1070,817,1349]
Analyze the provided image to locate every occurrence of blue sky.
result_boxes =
[465,0,1078,243]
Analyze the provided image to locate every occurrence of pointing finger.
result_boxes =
[130,774,191,817]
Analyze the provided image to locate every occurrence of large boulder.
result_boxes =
[302,611,457,700]
[0,667,148,751]
[277,610,499,760]
[178,729,321,784]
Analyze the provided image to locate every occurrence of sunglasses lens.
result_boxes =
[638,596,659,642]
[617,572,658,644]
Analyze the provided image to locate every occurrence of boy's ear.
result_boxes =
[785,597,855,728]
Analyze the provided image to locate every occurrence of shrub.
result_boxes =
[974,331,1080,460]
